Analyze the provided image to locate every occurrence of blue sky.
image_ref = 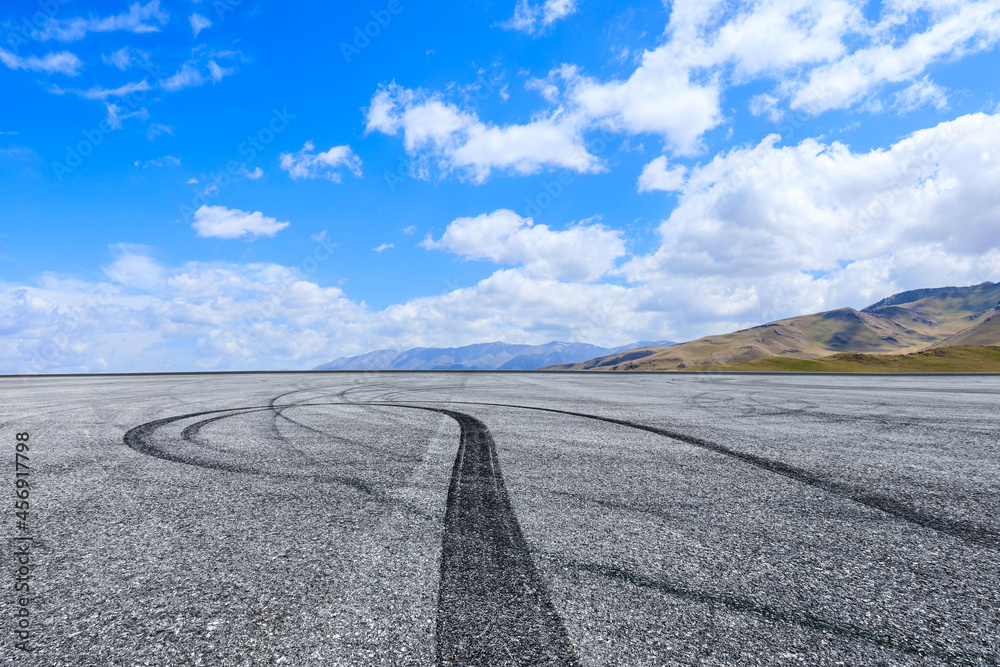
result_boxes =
[2,0,1000,372]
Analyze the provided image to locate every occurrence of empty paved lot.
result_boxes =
[2,372,999,666]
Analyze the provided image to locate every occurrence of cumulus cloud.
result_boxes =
[191,205,291,239]
[638,156,687,193]
[370,0,1000,185]
[373,243,394,253]
[0,48,82,76]
[279,141,363,182]
[623,111,1000,319]
[420,209,626,282]
[502,0,578,34]
[31,1,169,42]
[7,109,1000,373]
[792,1,1000,113]
[365,83,598,183]
[0,255,651,373]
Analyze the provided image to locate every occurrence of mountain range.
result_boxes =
[547,281,1000,371]
[314,340,676,371]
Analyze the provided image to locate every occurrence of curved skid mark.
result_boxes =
[417,400,1000,550]
[120,397,997,665]
[181,408,274,443]
[124,398,579,665]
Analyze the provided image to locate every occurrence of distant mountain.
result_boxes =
[547,281,1000,371]
[314,340,676,371]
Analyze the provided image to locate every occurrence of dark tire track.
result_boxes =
[431,408,579,667]
[124,399,579,665]
[428,400,1000,550]
[119,396,998,666]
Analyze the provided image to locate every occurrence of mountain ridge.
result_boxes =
[314,340,677,371]
[546,281,1000,371]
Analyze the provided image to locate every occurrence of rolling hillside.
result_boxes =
[694,346,1000,373]
[548,281,1000,371]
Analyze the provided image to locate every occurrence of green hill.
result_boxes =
[692,346,1000,373]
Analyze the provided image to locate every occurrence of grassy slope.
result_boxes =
[693,346,1000,373]
[547,282,1000,372]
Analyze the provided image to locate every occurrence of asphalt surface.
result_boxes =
[2,372,999,666]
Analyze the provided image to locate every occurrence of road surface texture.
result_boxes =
[2,372,998,666]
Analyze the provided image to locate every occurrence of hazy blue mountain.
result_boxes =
[314,340,676,371]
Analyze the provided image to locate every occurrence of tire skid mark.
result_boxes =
[120,397,997,666]
[124,398,579,664]
[430,400,1000,550]
[428,407,579,667]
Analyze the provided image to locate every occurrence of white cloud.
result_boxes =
[190,13,212,37]
[279,141,363,182]
[0,255,651,373]
[893,76,949,113]
[403,225,417,235]
[749,93,784,122]
[104,244,166,290]
[792,1,1000,113]
[245,166,264,179]
[206,59,233,82]
[146,123,174,141]
[420,209,626,282]
[104,102,148,130]
[186,177,199,185]
[0,48,82,76]
[638,156,687,193]
[370,0,1000,186]
[55,80,151,100]
[6,118,1000,375]
[191,205,291,239]
[139,156,180,168]
[373,243,394,253]
[102,47,147,70]
[502,0,578,34]
[32,1,169,42]
[365,83,598,183]
[623,111,1000,323]
[161,59,234,92]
